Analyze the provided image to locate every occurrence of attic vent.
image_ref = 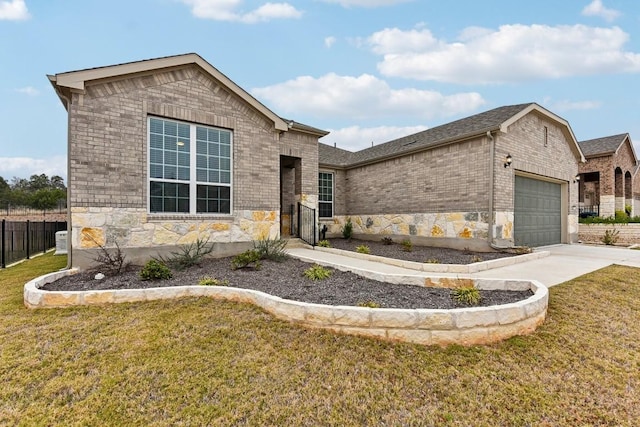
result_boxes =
[402,140,418,147]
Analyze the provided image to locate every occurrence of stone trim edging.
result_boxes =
[24,269,548,346]
[313,246,549,273]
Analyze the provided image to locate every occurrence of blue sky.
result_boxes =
[1,0,639,182]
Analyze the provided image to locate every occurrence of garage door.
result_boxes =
[514,175,562,247]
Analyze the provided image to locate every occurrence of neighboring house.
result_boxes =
[319,103,585,250]
[577,133,638,217]
[49,53,327,268]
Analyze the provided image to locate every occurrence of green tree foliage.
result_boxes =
[0,173,67,210]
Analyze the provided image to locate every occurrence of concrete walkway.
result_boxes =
[287,244,640,288]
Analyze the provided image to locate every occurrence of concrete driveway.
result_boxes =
[471,244,640,287]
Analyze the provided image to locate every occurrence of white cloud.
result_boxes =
[324,36,337,48]
[180,0,301,23]
[0,0,30,21]
[369,24,640,84]
[252,73,485,120]
[550,99,601,112]
[0,156,67,181]
[15,86,39,96]
[320,0,412,7]
[582,0,621,22]
[320,125,428,152]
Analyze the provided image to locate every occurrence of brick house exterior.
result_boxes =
[319,103,585,250]
[577,134,638,217]
[49,54,327,268]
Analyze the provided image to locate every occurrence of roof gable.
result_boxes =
[49,53,292,132]
[578,133,632,158]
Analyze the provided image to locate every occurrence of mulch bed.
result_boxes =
[42,241,531,309]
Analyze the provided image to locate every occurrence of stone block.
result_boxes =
[332,306,371,326]
[454,308,498,328]
[386,328,432,345]
[369,309,417,328]
[82,291,115,305]
[42,292,80,307]
[415,310,455,330]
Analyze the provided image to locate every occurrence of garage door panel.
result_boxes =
[514,175,561,247]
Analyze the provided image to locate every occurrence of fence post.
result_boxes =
[26,220,30,260]
[43,220,47,254]
[1,219,5,268]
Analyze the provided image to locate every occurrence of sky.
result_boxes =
[1,0,640,183]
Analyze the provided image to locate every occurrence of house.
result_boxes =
[49,53,328,268]
[576,133,638,217]
[319,103,585,250]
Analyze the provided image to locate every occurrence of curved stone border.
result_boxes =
[314,246,549,273]
[24,269,548,346]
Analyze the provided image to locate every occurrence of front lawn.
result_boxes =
[1,253,638,425]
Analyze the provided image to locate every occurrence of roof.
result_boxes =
[320,103,585,167]
[48,53,328,137]
[578,133,630,157]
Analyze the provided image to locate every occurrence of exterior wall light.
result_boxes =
[574,174,580,183]
[504,153,513,168]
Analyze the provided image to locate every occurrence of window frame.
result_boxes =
[147,116,233,216]
[318,171,334,219]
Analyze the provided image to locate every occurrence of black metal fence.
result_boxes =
[297,203,316,246]
[1,220,67,268]
[579,205,600,218]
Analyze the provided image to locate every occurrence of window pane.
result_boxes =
[220,131,230,145]
[164,166,177,179]
[196,127,207,141]
[150,164,163,179]
[164,136,177,150]
[209,170,220,183]
[220,171,230,184]
[196,140,207,155]
[196,184,230,214]
[165,150,177,166]
[220,158,230,171]
[178,167,189,181]
[178,123,190,139]
[165,121,177,136]
[208,129,219,143]
[178,153,189,167]
[197,155,207,168]
[197,169,207,182]
[208,143,219,157]
[209,157,219,170]
[150,133,163,149]
[149,118,163,134]
[220,144,230,158]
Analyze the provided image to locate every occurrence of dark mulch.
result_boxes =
[326,238,515,264]
[43,253,531,310]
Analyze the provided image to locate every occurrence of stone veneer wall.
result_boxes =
[578,223,640,245]
[321,211,514,251]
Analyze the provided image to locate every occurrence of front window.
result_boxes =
[149,117,232,214]
[318,172,333,218]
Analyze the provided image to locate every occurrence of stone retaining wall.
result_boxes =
[578,223,640,245]
[24,269,548,346]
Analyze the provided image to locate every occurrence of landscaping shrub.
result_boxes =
[198,276,228,286]
[342,217,353,240]
[425,258,440,264]
[254,237,288,262]
[356,245,370,254]
[140,259,172,281]
[381,237,394,245]
[92,241,128,276]
[304,264,332,281]
[155,238,214,271]
[357,300,381,308]
[317,240,331,248]
[602,229,620,245]
[401,239,413,252]
[452,286,481,306]
[231,249,262,270]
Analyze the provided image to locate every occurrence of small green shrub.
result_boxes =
[625,204,632,216]
[470,255,483,263]
[317,240,331,248]
[140,259,172,281]
[452,286,481,306]
[342,217,353,240]
[425,258,440,264]
[602,229,620,245]
[155,238,214,271]
[304,264,332,281]
[198,276,229,286]
[356,245,370,254]
[401,239,413,252]
[254,237,288,262]
[232,249,262,270]
[615,210,629,221]
[357,300,380,308]
[381,237,394,245]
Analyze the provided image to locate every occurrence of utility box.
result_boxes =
[55,231,68,255]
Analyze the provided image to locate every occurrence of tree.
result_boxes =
[30,188,66,210]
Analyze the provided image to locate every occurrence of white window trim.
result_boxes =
[147,116,233,216]
[318,171,334,219]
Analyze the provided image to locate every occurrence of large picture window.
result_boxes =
[149,117,232,214]
[318,172,333,218]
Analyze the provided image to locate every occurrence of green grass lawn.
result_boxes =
[1,253,639,426]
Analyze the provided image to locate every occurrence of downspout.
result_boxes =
[487,131,496,247]
[60,92,73,270]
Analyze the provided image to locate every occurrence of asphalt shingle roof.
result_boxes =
[319,103,535,167]
[578,133,628,157]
